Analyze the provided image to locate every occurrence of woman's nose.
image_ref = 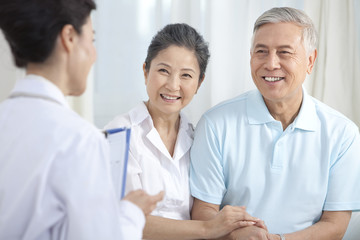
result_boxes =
[166,75,180,91]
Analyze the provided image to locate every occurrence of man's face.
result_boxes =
[250,22,316,105]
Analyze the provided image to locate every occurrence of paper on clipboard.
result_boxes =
[104,128,131,199]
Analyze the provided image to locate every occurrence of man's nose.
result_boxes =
[264,52,281,70]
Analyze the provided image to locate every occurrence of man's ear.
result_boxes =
[143,62,148,85]
[307,49,317,74]
[59,24,77,53]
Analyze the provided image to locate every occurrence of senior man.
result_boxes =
[190,7,360,240]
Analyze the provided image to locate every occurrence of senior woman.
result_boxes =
[0,0,163,239]
[105,23,265,239]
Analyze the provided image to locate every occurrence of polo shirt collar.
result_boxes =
[292,88,319,131]
[247,90,275,124]
[246,87,319,131]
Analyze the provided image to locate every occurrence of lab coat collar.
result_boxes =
[9,74,69,108]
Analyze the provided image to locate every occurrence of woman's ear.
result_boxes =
[59,24,77,53]
[143,62,148,84]
[196,74,205,93]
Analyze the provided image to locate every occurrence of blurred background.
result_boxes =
[1,0,360,129]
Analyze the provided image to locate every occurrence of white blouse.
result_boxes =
[105,102,194,220]
[0,75,145,240]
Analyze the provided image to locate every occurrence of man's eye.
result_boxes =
[256,50,266,54]
[182,73,192,78]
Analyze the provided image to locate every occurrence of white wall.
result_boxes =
[0,32,23,102]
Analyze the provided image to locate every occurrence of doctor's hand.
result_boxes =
[123,190,164,216]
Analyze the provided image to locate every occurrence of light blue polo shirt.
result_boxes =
[190,88,360,234]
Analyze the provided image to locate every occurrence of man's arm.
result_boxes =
[269,211,351,240]
[226,211,351,240]
[192,198,351,240]
[191,197,220,220]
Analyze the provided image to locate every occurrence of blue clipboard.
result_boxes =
[104,127,131,199]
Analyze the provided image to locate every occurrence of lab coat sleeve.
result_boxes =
[49,128,145,240]
[118,200,145,239]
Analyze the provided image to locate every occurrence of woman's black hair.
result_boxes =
[0,0,96,67]
[144,23,210,81]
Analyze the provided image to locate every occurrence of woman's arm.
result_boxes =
[143,204,262,240]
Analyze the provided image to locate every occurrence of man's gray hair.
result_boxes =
[252,7,317,55]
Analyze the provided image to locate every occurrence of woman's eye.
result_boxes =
[159,69,169,73]
[182,73,192,78]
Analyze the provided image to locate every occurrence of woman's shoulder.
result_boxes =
[104,112,131,130]
[104,102,149,130]
[179,111,194,135]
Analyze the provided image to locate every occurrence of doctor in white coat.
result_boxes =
[0,0,163,239]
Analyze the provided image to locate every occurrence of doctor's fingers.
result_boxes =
[123,190,164,216]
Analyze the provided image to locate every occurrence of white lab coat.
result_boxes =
[0,75,145,240]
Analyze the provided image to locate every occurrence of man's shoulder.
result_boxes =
[312,97,358,127]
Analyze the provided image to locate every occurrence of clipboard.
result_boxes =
[104,127,131,199]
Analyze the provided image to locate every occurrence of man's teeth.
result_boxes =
[264,77,283,82]
[161,94,180,100]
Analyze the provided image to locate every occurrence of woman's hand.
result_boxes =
[203,205,267,239]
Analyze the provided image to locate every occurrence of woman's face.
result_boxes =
[144,45,203,118]
[68,17,96,96]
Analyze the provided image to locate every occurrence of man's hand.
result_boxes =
[226,225,270,240]
[123,190,164,215]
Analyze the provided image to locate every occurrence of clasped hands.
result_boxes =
[209,205,279,240]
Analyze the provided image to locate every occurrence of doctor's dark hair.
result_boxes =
[144,23,210,81]
[0,0,96,68]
